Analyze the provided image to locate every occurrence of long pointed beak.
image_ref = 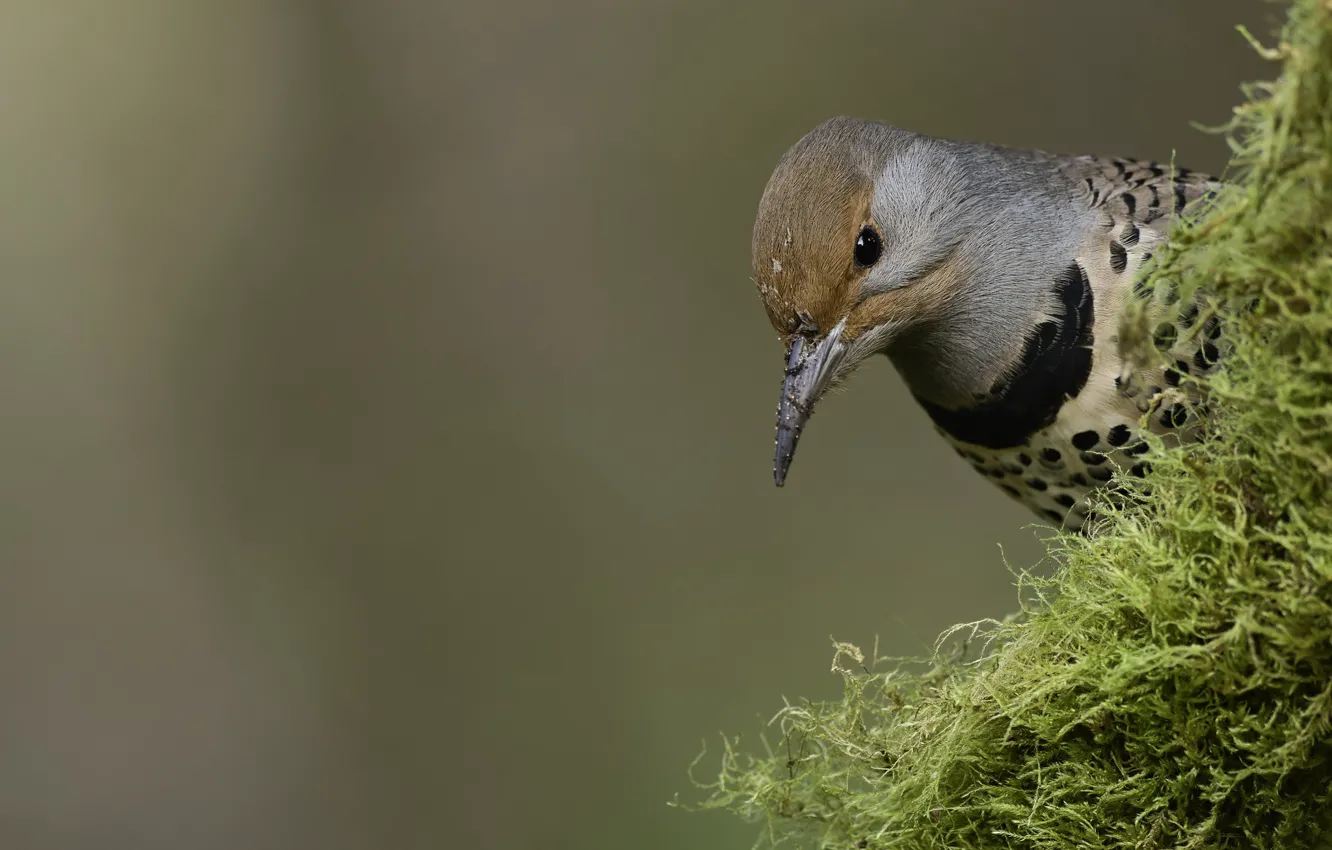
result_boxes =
[773,318,848,487]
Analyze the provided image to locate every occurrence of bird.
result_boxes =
[752,117,1224,530]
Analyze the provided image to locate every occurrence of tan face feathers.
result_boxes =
[750,118,971,355]
[751,120,876,342]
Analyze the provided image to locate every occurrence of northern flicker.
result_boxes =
[753,117,1224,530]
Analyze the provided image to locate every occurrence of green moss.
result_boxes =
[686,1,1332,846]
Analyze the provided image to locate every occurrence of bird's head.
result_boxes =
[753,117,983,486]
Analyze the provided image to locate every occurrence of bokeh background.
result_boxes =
[0,2,1277,848]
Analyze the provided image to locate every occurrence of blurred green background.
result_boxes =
[0,2,1274,848]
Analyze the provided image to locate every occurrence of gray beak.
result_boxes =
[773,318,848,487]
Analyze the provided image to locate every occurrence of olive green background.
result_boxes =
[0,2,1273,848]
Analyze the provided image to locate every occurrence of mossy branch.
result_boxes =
[683,1,1332,847]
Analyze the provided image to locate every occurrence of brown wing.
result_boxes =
[1063,155,1223,226]
[1062,156,1225,435]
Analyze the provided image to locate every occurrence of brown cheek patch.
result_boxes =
[843,256,965,341]
[751,149,875,337]
[789,194,875,334]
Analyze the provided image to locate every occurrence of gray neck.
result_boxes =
[885,143,1094,410]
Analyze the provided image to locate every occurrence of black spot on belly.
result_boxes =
[1109,241,1128,274]
[1054,494,1077,508]
[1018,453,1032,466]
[1044,509,1064,524]
[1120,222,1140,247]
[1079,451,1107,466]
[1106,424,1130,447]
[1001,484,1021,498]
[1179,303,1199,328]
[915,262,1095,449]
[1041,448,1063,464]
[1088,466,1114,482]
[1026,478,1049,491]
[1160,404,1188,429]
[1072,430,1099,450]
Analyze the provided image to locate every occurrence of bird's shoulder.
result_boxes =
[1058,154,1222,226]
[1053,154,1222,360]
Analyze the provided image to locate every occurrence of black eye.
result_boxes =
[853,226,882,268]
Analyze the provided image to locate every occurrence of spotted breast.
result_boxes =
[921,156,1224,530]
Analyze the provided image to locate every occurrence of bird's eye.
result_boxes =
[853,226,882,268]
